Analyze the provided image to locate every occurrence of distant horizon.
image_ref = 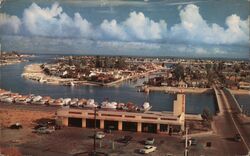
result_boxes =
[3,50,249,61]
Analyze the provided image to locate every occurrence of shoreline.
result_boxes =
[0,59,29,67]
[230,89,250,95]
[22,63,161,87]
[0,54,33,67]
[147,86,213,94]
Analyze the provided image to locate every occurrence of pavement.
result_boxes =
[213,87,250,155]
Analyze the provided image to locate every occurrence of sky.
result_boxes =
[0,0,249,59]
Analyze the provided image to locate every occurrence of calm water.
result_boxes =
[235,95,250,116]
[0,55,217,114]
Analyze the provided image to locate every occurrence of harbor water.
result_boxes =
[0,55,217,114]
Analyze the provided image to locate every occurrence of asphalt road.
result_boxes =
[223,89,250,152]
[213,88,249,155]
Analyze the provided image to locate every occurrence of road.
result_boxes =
[213,87,250,155]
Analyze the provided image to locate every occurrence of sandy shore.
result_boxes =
[148,86,212,93]
[230,89,250,95]
[22,64,76,85]
[22,63,161,87]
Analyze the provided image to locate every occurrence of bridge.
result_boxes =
[213,86,250,155]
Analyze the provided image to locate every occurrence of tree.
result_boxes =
[205,64,211,72]
[115,56,126,69]
[173,64,184,81]
[95,56,101,68]
[201,107,213,121]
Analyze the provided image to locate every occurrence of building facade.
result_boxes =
[56,94,186,134]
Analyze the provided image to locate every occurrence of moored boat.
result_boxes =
[101,101,117,109]
[85,99,98,108]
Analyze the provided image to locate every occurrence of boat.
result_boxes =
[70,82,75,87]
[117,103,125,110]
[1,97,15,103]
[85,99,98,108]
[138,102,152,112]
[77,98,87,107]
[38,96,51,105]
[101,101,117,109]
[48,99,55,105]
[51,98,64,106]
[70,98,79,107]
[31,96,43,104]
[39,77,47,83]
[32,96,43,102]
[15,95,30,104]
[63,98,71,105]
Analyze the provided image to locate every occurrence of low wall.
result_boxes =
[213,87,223,116]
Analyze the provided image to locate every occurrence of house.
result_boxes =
[178,80,188,88]
[238,81,250,90]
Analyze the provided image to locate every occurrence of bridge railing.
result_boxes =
[224,88,248,116]
[213,86,223,115]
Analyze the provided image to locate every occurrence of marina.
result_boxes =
[0,55,217,114]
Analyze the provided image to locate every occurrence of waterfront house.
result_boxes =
[239,81,250,90]
[178,80,187,88]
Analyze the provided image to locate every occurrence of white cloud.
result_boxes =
[99,19,128,40]
[22,3,94,37]
[170,4,249,45]
[0,3,249,46]
[0,13,21,34]
[99,11,167,41]
[122,11,167,40]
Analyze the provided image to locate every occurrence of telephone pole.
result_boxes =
[184,127,189,156]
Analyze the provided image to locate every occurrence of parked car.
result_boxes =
[95,131,105,139]
[189,138,197,146]
[145,138,155,145]
[104,128,112,133]
[9,123,22,129]
[35,127,54,134]
[234,133,241,142]
[34,124,47,130]
[139,145,157,154]
[117,135,133,144]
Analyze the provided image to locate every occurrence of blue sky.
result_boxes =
[0,0,249,59]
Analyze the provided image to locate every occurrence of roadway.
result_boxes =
[213,87,250,155]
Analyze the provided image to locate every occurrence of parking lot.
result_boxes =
[0,126,228,156]
[0,103,244,156]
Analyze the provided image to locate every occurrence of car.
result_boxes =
[34,124,47,130]
[145,138,155,145]
[95,131,105,139]
[117,135,133,144]
[35,127,54,134]
[188,138,197,146]
[234,133,241,142]
[139,145,157,154]
[9,123,22,129]
[104,128,112,133]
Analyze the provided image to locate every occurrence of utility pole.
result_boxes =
[184,127,189,156]
[92,107,97,156]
